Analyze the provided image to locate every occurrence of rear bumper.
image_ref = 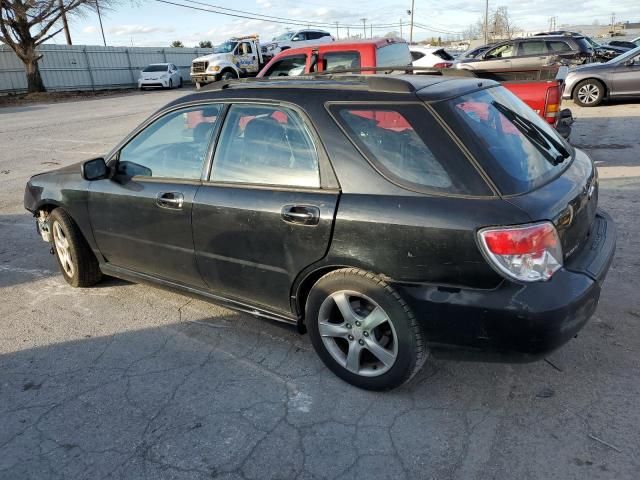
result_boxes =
[397,210,616,361]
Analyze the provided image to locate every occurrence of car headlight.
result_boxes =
[207,65,221,72]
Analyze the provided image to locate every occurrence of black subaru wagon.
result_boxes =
[24,75,616,390]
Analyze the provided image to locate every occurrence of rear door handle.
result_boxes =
[281,205,320,226]
[156,191,184,209]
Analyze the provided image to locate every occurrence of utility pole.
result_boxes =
[59,0,72,45]
[96,0,107,46]
[484,0,489,45]
[409,0,415,44]
[361,18,367,39]
[399,19,403,39]
[347,26,350,38]
[335,21,340,40]
[370,24,373,38]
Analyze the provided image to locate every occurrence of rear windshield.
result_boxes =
[331,104,492,196]
[434,49,454,61]
[434,86,573,195]
[143,65,168,72]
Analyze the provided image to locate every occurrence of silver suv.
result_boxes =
[261,29,333,57]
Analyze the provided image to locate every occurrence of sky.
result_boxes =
[54,0,640,47]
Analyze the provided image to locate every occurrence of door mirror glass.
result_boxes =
[117,105,223,179]
[81,157,108,181]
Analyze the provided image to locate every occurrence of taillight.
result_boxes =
[478,222,563,282]
[544,86,560,124]
[433,62,452,69]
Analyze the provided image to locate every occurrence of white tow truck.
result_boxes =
[190,35,267,88]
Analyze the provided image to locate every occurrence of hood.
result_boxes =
[192,53,233,63]
[597,44,629,53]
[569,62,612,74]
[140,70,167,79]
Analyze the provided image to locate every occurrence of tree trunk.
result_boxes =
[24,52,46,93]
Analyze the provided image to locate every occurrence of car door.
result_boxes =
[236,42,257,73]
[477,42,514,70]
[513,40,551,69]
[192,103,339,314]
[610,52,640,96]
[88,104,223,287]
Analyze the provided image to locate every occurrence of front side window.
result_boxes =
[323,51,361,71]
[547,41,571,52]
[436,86,573,195]
[519,41,547,55]
[487,44,514,58]
[212,105,320,188]
[117,105,222,179]
[263,55,307,77]
[331,105,492,195]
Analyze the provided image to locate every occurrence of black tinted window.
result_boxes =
[519,41,547,55]
[143,65,168,72]
[436,87,573,195]
[118,105,221,179]
[332,105,492,195]
[324,52,360,71]
[411,51,425,61]
[547,41,571,52]
[263,55,307,76]
[212,105,319,188]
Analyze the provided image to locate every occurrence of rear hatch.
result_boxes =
[430,84,597,260]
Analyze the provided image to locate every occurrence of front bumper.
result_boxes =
[138,78,170,88]
[190,74,218,84]
[398,210,616,361]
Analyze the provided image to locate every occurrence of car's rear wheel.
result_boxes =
[50,208,102,288]
[306,268,427,390]
[574,79,604,107]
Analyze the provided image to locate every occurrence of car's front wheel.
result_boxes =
[573,79,604,107]
[50,208,102,288]
[168,79,173,89]
[306,268,427,390]
[221,71,236,81]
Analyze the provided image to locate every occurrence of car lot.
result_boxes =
[1,90,639,479]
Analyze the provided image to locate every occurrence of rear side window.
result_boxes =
[263,55,307,77]
[435,87,573,195]
[547,41,571,52]
[410,51,425,61]
[331,105,492,196]
[376,43,412,67]
[518,41,547,55]
[323,51,360,71]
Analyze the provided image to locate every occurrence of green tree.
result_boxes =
[198,40,212,48]
[170,40,184,48]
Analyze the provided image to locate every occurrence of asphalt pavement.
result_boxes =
[0,89,639,479]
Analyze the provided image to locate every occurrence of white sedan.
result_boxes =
[138,63,183,90]
[410,46,454,69]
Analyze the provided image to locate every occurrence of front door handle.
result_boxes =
[156,192,184,209]
[281,205,320,226]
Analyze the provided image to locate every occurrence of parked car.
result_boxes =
[261,29,333,57]
[138,63,182,90]
[608,37,640,49]
[410,46,454,68]
[563,46,640,106]
[257,38,412,77]
[534,31,629,62]
[24,74,616,390]
[457,43,495,60]
[455,35,593,71]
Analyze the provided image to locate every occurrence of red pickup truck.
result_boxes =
[258,41,573,138]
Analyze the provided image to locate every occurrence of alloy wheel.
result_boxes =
[317,291,398,377]
[577,84,600,105]
[53,221,74,277]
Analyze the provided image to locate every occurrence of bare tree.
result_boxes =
[0,0,105,92]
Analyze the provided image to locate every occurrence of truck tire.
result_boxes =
[221,71,236,81]
[50,208,102,288]
[306,268,428,390]
[195,81,202,90]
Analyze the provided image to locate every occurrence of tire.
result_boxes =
[195,82,202,90]
[221,71,236,81]
[168,79,173,89]
[179,77,183,88]
[50,208,102,288]
[573,79,604,107]
[306,268,427,391]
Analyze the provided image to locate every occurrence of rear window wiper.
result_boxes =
[491,101,571,165]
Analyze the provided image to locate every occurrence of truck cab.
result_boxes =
[190,35,264,88]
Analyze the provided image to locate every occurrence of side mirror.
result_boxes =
[81,157,108,181]
[292,36,301,41]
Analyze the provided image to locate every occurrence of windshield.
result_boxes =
[212,41,237,54]
[585,37,601,48]
[142,65,168,72]
[607,45,640,64]
[273,32,294,41]
[435,86,573,195]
